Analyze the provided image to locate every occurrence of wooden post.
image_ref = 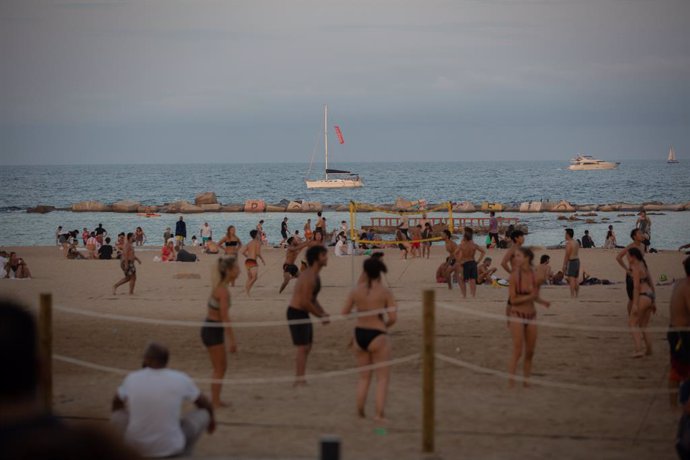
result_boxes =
[422,289,435,453]
[39,293,53,412]
[320,435,341,460]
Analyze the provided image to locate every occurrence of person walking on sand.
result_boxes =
[342,258,397,422]
[507,247,550,387]
[455,227,486,298]
[113,233,141,295]
[242,230,265,296]
[287,245,330,386]
[562,228,580,298]
[636,210,652,252]
[280,217,290,247]
[488,211,499,248]
[616,228,646,316]
[201,257,240,408]
[626,247,656,358]
[279,237,309,294]
[442,229,460,289]
[501,230,525,275]
[175,217,187,247]
[668,257,690,406]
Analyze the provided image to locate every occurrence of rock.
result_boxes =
[244,200,266,213]
[567,215,582,221]
[393,197,427,211]
[266,204,286,212]
[480,202,504,212]
[557,215,568,221]
[550,200,575,212]
[335,205,350,212]
[180,202,204,213]
[575,204,598,212]
[200,203,221,212]
[585,219,596,224]
[599,205,618,212]
[194,192,218,206]
[644,203,685,212]
[453,201,476,213]
[301,201,322,212]
[220,204,244,212]
[71,200,110,212]
[112,200,141,213]
[164,201,188,213]
[287,200,303,212]
[277,199,290,207]
[580,212,598,217]
[27,205,55,214]
[617,203,641,212]
[137,205,159,214]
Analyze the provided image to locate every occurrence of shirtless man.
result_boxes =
[286,245,330,386]
[562,228,580,298]
[616,229,647,315]
[442,229,460,289]
[500,229,525,275]
[242,230,266,296]
[669,257,690,405]
[409,224,422,258]
[455,227,486,298]
[477,257,497,285]
[279,237,310,293]
[113,233,141,295]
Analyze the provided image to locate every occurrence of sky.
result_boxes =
[1,0,689,164]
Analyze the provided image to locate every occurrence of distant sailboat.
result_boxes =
[668,146,679,164]
[305,105,363,189]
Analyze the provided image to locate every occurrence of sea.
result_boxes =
[1,160,689,249]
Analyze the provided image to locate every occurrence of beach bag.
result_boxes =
[176,249,197,262]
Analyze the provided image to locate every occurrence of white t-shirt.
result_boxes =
[117,368,201,458]
[200,225,212,238]
[334,240,351,257]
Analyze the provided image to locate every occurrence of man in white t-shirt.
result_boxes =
[200,223,212,246]
[111,343,215,458]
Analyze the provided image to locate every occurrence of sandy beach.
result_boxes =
[1,244,687,459]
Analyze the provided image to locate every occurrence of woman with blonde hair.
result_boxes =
[200,257,240,408]
[218,225,242,257]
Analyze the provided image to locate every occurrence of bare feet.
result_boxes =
[632,350,645,358]
[373,415,389,424]
[358,408,366,418]
[213,400,231,409]
[293,379,308,388]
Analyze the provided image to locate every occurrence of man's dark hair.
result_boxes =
[584,230,589,235]
[540,254,550,264]
[510,229,524,242]
[306,245,327,266]
[287,237,294,245]
[490,211,495,217]
[630,228,640,240]
[443,229,452,238]
[0,299,37,400]
[463,227,473,240]
[250,229,258,239]
[126,232,134,240]
[105,237,111,244]
[317,211,322,217]
[371,252,385,259]
[565,228,574,238]
[143,342,169,368]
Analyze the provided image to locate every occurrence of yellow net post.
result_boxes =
[349,201,357,241]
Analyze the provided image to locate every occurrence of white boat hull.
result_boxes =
[305,178,363,189]
[568,162,620,171]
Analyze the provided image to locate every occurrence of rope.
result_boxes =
[437,302,681,334]
[54,303,417,328]
[435,353,673,394]
[355,237,443,245]
[54,353,420,385]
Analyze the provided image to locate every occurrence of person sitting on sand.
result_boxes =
[627,247,656,358]
[98,237,114,260]
[604,225,619,249]
[535,254,553,285]
[436,258,450,284]
[335,232,351,257]
[342,258,397,422]
[161,240,176,262]
[668,256,690,407]
[507,247,550,387]
[581,230,595,248]
[6,252,32,279]
[201,257,239,408]
[204,239,220,255]
[477,257,497,285]
[111,342,216,457]
[67,241,86,260]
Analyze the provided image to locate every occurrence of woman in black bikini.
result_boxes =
[627,247,656,358]
[342,258,397,421]
[218,225,242,257]
[201,257,240,408]
[507,247,549,387]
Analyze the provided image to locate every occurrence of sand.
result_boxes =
[1,244,687,459]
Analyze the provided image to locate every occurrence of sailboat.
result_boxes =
[305,105,363,189]
[668,146,679,164]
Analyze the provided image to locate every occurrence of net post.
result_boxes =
[39,293,53,412]
[320,435,341,460]
[422,289,435,453]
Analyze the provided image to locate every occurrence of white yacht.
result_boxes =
[305,105,363,189]
[568,154,620,171]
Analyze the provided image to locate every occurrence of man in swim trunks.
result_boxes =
[242,230,265,296]
[200,222,212,247]
[175,217,187,247]
[455,227,486,297]
[113,233,141,295]
[279,237,309,293]
[442,229,460,289]
[668,256,690,407]
[409,224,422,258]
[616,228,647,315]
[562,228,580,298]
[287,245,330,386]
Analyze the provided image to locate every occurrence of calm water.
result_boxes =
[0,161,688,247]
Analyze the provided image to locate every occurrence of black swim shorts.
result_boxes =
[283,263,299,277]
[201,319,224,347]
[287,306,313,346]
[462,260,478,281]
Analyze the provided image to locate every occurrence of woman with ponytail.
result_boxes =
[200,257,240,408]
[342,258,397,422]
[627,247,656,358]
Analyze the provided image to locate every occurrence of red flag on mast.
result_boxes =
[334,125,345,144]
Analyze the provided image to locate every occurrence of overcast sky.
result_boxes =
[1,0,688,164]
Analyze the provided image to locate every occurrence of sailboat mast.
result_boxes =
[324,104,329,179]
